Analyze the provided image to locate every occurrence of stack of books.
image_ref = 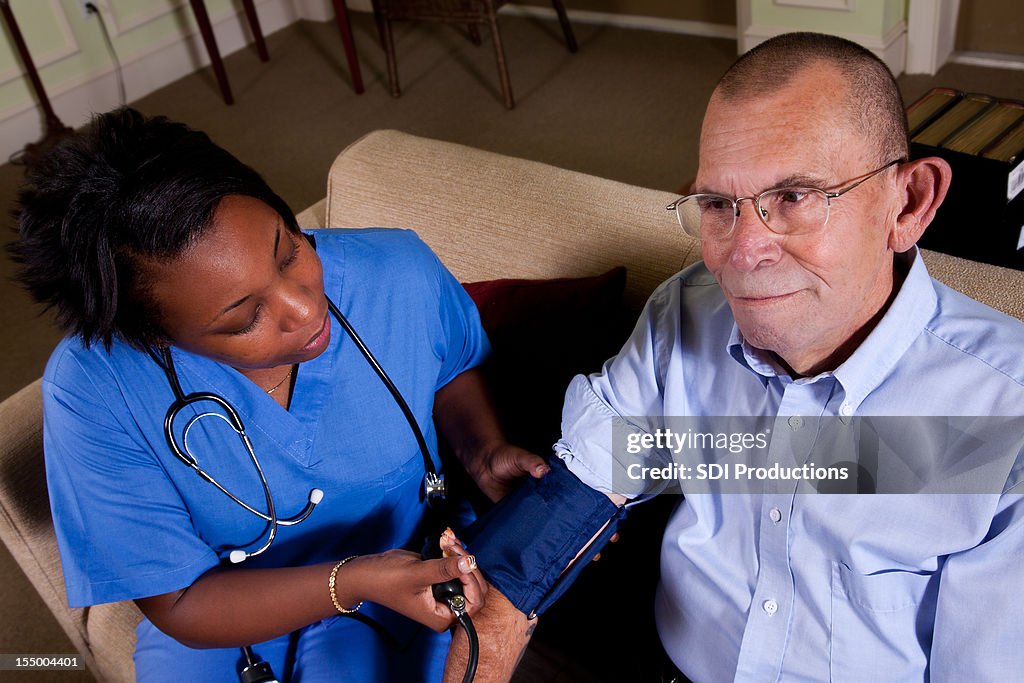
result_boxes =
[908,88,1024,269]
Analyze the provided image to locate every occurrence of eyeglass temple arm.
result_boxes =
[825,158,905,199]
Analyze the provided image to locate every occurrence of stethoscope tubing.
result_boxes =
[153,292,442,563]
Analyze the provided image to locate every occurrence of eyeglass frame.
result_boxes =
[665,158,905,239]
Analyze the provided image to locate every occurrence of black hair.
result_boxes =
[716,32,909,165]
[9,107,299,350]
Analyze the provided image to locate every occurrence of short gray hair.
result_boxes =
[716,32,908,164]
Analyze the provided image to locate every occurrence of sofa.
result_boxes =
[1,129,1022,682]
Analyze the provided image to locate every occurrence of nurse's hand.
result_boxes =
[471,443,550,502]
[349,547,488,632]
[433,369,549,502]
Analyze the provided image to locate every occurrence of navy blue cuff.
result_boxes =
[462,458,626,617]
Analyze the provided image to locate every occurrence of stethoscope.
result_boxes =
[150,293,447,564]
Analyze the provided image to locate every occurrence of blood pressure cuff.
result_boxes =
[462,458,627,617]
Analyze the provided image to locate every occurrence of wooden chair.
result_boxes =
[373,0,577,109]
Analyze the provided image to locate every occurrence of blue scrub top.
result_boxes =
[41,228,490,658]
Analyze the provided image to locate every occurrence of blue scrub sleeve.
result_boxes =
[462,458,627,617]
[310,228,489,390]
[424,246,491,390]
[43,354,220,607]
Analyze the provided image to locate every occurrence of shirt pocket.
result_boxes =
[829,561,937,682]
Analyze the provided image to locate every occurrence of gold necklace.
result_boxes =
[266,365,295,395]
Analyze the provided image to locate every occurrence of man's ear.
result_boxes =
[889,156,952,252]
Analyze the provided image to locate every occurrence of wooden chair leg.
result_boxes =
[240,0,269,62]
[381,13,401,97]
[549,0,577,53]
[370,0,388,48]
[188,0,233,105]
[330,0,365,94]
[484,3,513,109]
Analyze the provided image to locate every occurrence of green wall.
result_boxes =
[1,0,249,118]
[751,0,906,36]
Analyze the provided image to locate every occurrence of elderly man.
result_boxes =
[451,32,1024,682]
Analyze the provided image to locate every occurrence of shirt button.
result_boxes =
[762,599,778,616]
[788,416,804,430]
[840,402,854,417]
[769,507,782,523]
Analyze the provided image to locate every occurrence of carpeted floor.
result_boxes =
[1,10,1022,682]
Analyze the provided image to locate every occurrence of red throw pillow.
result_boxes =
[462,267,628,458]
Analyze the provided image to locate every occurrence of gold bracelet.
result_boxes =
[328,556,363,614]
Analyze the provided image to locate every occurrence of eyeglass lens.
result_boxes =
[675,188,830,238]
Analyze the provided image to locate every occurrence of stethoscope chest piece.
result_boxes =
[156,346,323,563]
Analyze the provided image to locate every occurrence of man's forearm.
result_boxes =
[444,586,535,683]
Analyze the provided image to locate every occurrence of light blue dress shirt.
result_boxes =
[557,250,1024,682]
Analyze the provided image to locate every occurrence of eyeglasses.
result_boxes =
[666,159,904,239]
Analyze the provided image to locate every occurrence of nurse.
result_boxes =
[10,108,546,681]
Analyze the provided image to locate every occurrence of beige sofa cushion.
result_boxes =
[919,249,1024,320]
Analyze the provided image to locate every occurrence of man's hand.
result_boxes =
[444,585,535,682]
[470,442,550,502]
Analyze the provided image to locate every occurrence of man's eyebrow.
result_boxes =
[695,173,831,196]
[769,173,829,189]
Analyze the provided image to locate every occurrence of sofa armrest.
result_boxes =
[296,198,326,230]
[0,381,139,683]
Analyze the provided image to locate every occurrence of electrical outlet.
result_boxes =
[77,0,96,19]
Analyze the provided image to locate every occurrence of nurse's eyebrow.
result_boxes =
[210,224,282,323]
[211,294,250,324]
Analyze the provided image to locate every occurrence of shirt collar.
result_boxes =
[726,249,938,406]
[727,324,781,384]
